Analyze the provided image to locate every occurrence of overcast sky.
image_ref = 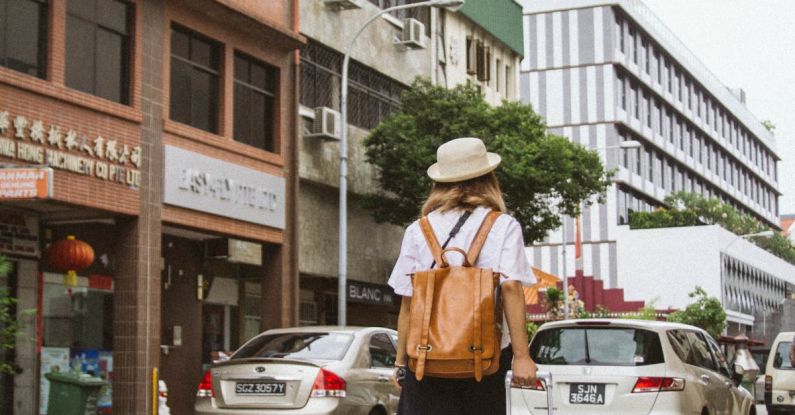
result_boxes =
[642,0,795,216]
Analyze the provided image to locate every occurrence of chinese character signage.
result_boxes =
[0,109,141,189]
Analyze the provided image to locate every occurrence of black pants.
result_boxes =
[397,347,513,415]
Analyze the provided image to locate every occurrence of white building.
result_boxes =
[519,0,781,294]
[298,0,523,327]
[616,224,795,335]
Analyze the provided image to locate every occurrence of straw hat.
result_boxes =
[427,137,501,183]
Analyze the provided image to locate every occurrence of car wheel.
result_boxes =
[368,406,387,415]
[701,409,709,415]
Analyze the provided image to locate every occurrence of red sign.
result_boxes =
[0,168,52,199]
[89,274,113,291]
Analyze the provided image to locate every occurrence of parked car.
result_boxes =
[751,347,770,404]
[195,326,400,415]
[512,319,756,414]
[765,332,795,414]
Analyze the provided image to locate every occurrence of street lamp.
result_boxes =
[337,0,465,326]
[561,139,641,319]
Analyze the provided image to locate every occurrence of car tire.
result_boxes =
[368,406,387,415]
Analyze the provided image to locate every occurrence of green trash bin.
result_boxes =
[45,371,106,415]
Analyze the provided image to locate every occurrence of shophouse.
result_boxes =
[519,0,782,331]
[0,1,302,414]
[297,0,523,328]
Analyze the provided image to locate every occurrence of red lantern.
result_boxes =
[46,235,95,289]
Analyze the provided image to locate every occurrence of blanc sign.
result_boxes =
[163,145,285,229]
[347,281,396,306]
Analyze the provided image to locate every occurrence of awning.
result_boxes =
[523,268,560,305]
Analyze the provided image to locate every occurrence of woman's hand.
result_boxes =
[392,365,407,389]
[511,355,538,388]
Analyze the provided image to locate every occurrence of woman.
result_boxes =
[388,137,538,415]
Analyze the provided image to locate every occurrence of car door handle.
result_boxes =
[700,375,711,384]
[378,376,391,383]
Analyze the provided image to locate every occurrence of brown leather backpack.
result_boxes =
[407,211,503,381]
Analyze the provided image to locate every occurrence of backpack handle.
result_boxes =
[439,247,472,268]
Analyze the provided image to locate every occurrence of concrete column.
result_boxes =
[112,0,165,413]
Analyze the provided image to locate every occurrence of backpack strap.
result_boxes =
[466,211,502,265]
[419,216,444,269]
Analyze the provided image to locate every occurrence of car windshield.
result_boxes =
[530,327,664,366]
[233,332,354,361]
[773,341,794,370]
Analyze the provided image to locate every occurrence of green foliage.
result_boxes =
[362,79,613,242]
[629,210,700,229]
[0,256,19,375]
[526,321,540,342]
[623,304,659,321]
[629,191,795,265]
[667,287,727,340]
[762,120,776,135]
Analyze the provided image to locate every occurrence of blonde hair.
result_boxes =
[421,172,507,216]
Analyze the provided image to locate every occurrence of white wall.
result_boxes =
[442,14,522,105]
[616,224,795,311]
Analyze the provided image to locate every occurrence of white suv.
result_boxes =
[513,319,755,414]
[765,332,795,414]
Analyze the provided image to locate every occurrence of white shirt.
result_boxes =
[388,206,536,348]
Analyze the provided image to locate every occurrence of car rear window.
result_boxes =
[773,341,794,369]
[233,332,354,361]
[530,327,664,366]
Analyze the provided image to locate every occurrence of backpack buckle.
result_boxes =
[416,345,433,352]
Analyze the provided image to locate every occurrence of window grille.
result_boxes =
[301,41,405,130]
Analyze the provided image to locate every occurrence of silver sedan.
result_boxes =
[195,326,400,415]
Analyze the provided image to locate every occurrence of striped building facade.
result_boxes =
[519,0,781,289]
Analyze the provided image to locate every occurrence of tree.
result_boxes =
[362,79,613,242]
[762,120,776,135]
[667,286,727,340]
[0,256,19,374]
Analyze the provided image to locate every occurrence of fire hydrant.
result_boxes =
[158,379,171,415]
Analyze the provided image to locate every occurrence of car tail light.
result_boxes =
[766,375,773,392]
[632,377,685,393]
[196,370,214,398]
[311,369,347,398]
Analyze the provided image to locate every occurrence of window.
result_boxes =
[170,25,220,133]
[530,327,664,366]
[642,39,650,73]
[631,83,639,119]
[66,0,131,104]
[617,74,626,110]
[235,332,354,361]
[0,0,47,78]
[616,15,624,53]
[655,52,662,85]
[665,61,672,93]
[628,27,636,64]
[234,52,277,152]
[369,333,397,368]
[644,93,651,128]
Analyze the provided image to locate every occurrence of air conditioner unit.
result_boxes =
[397,18,425,50]
[324,0,365,10]
[307,106,341,140]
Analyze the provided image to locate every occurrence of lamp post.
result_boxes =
[337,0,465,326]
[561,140,641,319]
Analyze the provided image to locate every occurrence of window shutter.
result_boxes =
[476,40,485,80]
[466,36,477,75]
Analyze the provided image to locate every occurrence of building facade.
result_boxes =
[615,224,795,338]
[519,0,781,292]
[0,1,302,414]
[297,0,523,328]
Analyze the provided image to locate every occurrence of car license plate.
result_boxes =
[235,382,286,395]
[569,383,605,405]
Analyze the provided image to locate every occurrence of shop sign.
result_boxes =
[0,109,141,188]
[229,238,262,265]
[0,167,52,199]
[163,145,285,228]
[347,281,396,306]
[0,211,39,257]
